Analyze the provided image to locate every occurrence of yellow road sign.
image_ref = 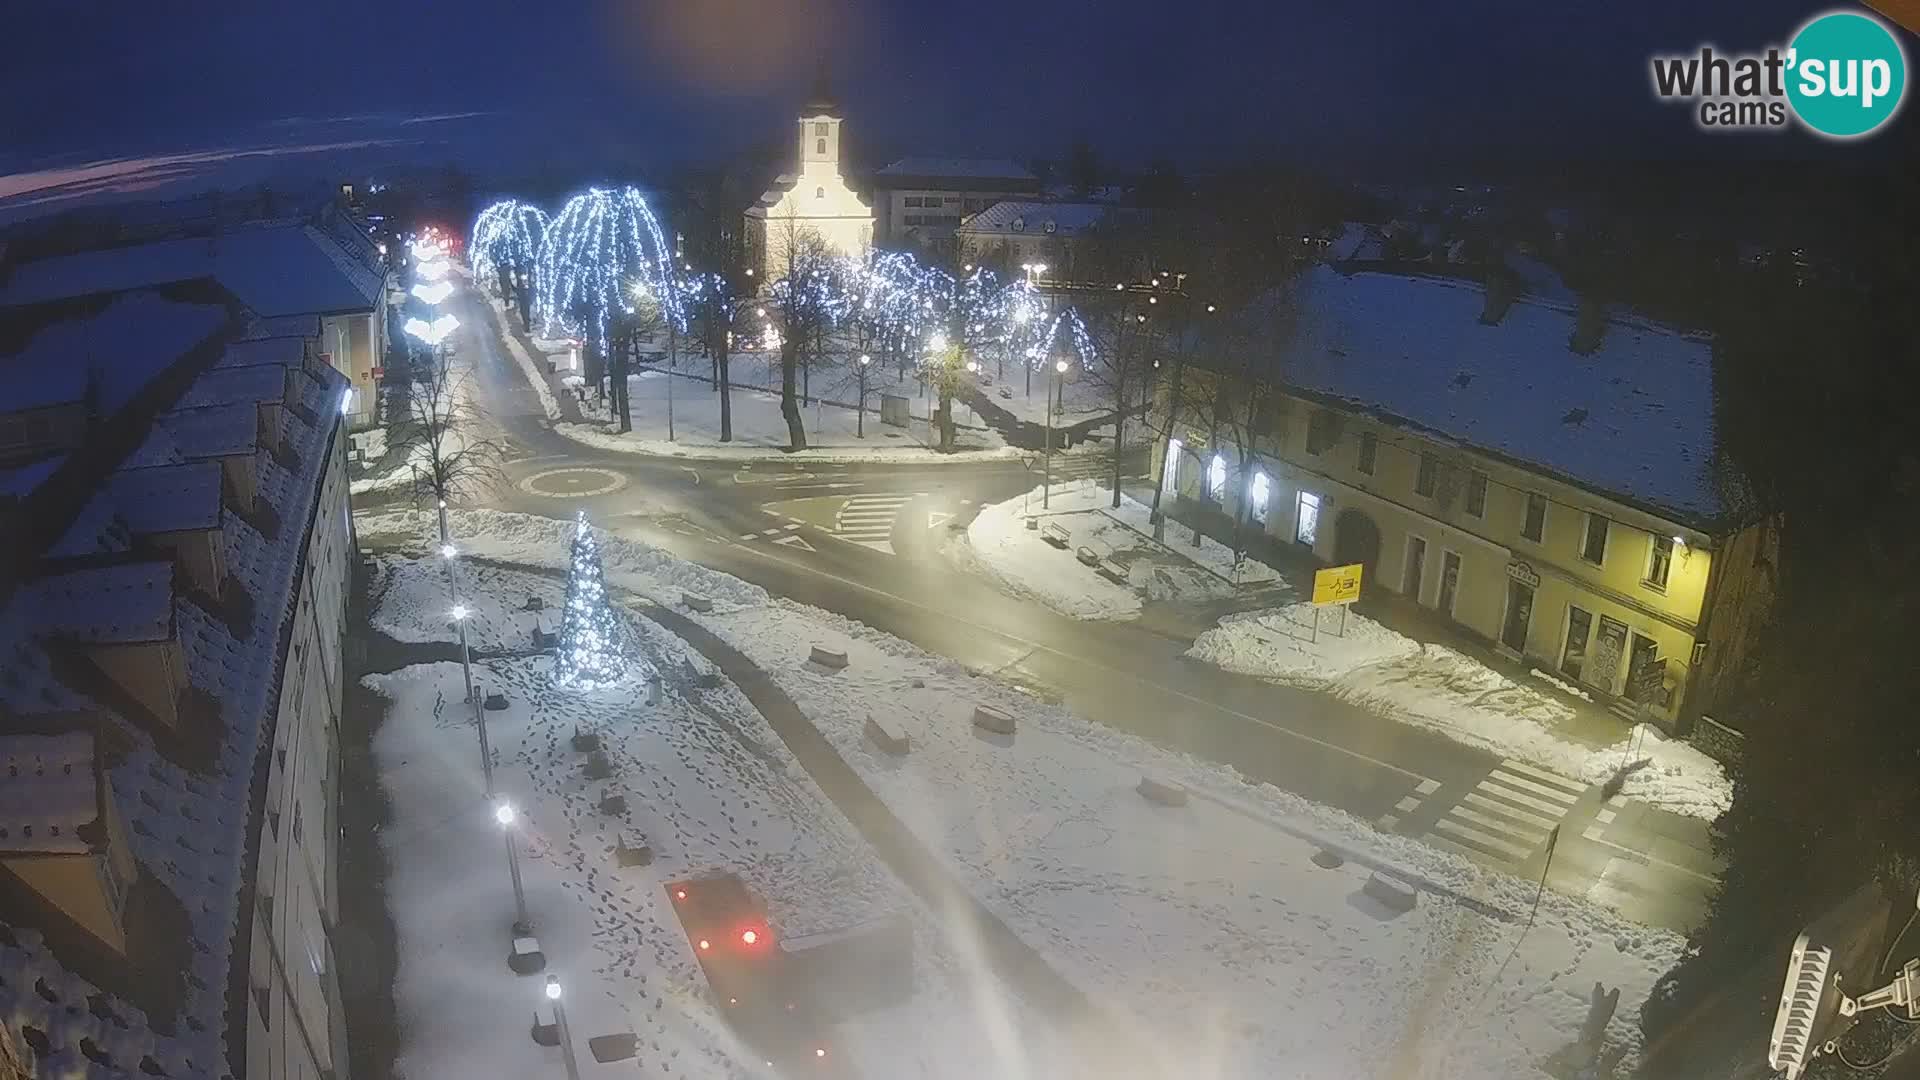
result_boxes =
[1312,563,1364,606]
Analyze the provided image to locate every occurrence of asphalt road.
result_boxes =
[365,281,1723,934]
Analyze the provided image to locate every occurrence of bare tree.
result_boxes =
[766,218,845,451]
[393,341,506,509]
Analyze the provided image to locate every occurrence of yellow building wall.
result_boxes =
[1151,371,1720,719]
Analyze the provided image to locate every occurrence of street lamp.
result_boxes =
[856,354,871,438]
[449,604,494,795]
[495,801,532,935]
[545,977,582,1080]
[1045,358,1069,509]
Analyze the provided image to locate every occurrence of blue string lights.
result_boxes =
[553,512,626,689]
[534,186,680,356]
[470,200,548,293]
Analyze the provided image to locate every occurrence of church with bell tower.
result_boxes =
[744,64,873,281]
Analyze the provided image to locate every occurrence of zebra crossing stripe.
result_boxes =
[1432,818,1533,860]
[1494,760,1587,794]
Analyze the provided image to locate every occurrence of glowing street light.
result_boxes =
[545,977,582,1080]
[411,280,454,305]
[1045,358,1070,508]
[496,800,532,934]
[404,313,460,347]
[416,257,451,282]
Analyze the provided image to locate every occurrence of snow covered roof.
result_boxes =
[45,492,132,560]
[0,456,63,499]
[0,733,98,856]
[877,157,1036,182]
[159,403,257,459]
[1232,266,1721,525]
[957,201,1111,238]
[0,292,227,414]
[216,335,305,371]
[238,314,322,342]
[172,365,289,410]
[28,560,175,644]
[0,220,384,317]
[108,462,223,535]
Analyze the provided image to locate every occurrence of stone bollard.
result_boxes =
[1361,872,1419,914]
[509,935,547,975]
[971,704,1015,736]
[809,645,849,670]
[865,714,911,755]
[1136,775,1189,806]
[682,592,714,613]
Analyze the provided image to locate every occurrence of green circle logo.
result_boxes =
[1785,11,1907,138]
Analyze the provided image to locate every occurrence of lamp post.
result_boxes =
[451,605,494,797]
[545,977,582,1080]
[495,801,532,935]
[964,359,978,425]
[1045,358,1068,508]
[856,354,871,437]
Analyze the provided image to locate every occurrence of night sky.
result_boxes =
[1,0,1909,211]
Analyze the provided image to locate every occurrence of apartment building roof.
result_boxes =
[0,733,98,856]
[956,200,1113,238]
[0,219,384,318]
[0,293,228,414]
[0,273,346,1073]
[1225,266,1721,526]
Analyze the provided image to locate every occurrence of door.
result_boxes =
[1404,536,1428,603]
[1590,617,1629,693]
[1561,605,1594,680]
[1250,472,1272,526]
[1293,490,1319,546]
[1628,633,1662,703]
[1437,550,1462,618]
[1501,580,1534,653]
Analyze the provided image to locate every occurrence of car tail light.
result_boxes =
[740,929,759,945]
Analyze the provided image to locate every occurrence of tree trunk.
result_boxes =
[611,351,632,433]
[1149,357,1185,526]
[937,383,955,452]
[780,337,807,450]
[718,348,733,442]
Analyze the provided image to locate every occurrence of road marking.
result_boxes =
[1423,761,1582,866]
[773,535,816,551]
[1415,778,1441,795]
[927,511,955,530]
[1493,759,1587,793]
[831,492,921,555]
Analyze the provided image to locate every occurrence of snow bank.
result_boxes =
[1190,605,1734,819]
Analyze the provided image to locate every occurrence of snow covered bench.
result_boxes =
[1040,522,1071,548]
[809,645,849,670]
[865,714,911,755]
[1136,775,1189,806]
[971,704,1016,736]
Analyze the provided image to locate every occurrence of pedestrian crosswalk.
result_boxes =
[1048,454,1120,482]
[1425,760,1584,866]
[833,493,921,555]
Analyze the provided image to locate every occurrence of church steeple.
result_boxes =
[797,58,843,169]
[803,59,842,119]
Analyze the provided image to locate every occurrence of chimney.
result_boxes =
[1569,296,1607,355]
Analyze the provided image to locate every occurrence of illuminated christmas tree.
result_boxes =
[554,512,625,688]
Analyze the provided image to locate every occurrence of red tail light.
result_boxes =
[740,929,759,945]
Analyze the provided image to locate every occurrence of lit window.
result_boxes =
[1208,455,1227,500]
[1357,432,1377,475]
[1581,513,1609,565]
[1415,453,1438,497]
[1163,438,1183,493]
[1294,491,1320,546]
[815,186,825,200]
[1645,534,1673,589]
[1521,493,1547,542]
[1249,472,1272,524]
[1465,471,1488,517]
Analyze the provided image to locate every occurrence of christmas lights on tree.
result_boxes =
[553,512,626,689]
[535,186,680,355]
[470,200,548,294]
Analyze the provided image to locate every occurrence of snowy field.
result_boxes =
[359,508,1690,1078]
[964,364,1115,428]
[364,551,1078,1079]
[953,479,1285,620]
[1188,604,1734,820]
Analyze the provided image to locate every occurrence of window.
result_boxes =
[1581,513,1609,565]
[1306,411,1333,455]
[1404,535,1428,601]
[945,195,962,204]
[1464,471,1488,517]
[1437,550,1462,617]
[1250,472,1272,525]
[816,138,827,155]
[905,196,923,208]
[815,186,825,200]
[963,198,980,212]
[815,121,829,136]
[1645,534,1674,589]
[1295,491,1320,546]
[1162,438,1183,493]
[1208,455,1227,500]
[1521,492,1547,542]
[1415,453,1438,497]
[1358,431,1377,475]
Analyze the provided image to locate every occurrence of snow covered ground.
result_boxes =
[952,479,1285,620]
[1188,604,1734,820]
[964,364,1115,428]
[365,551,1076,1079]
[547,352,1023,464]
[359,508,1692,1078]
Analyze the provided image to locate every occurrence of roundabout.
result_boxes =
[517,466,629,499]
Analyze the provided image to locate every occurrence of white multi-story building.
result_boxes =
[744,72,873,280]
[871,157,1041,251]
[0,219,357,1078]
[953,200,1115,279]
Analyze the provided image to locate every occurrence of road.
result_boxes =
[364,280,1723,934]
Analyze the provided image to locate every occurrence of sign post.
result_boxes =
[1311,563,1365,640]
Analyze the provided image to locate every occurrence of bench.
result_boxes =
[809,645,849,670]
[1040,522,1071,548]
[598,792,628,816]
[1075,545,1102,567]
[1136,775,1189,806]
[570,728,601,752]
[865,714,911,755]
[971,704,1016,736]
[615,836,654,867]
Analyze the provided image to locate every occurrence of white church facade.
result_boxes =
[744,70,873,280]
